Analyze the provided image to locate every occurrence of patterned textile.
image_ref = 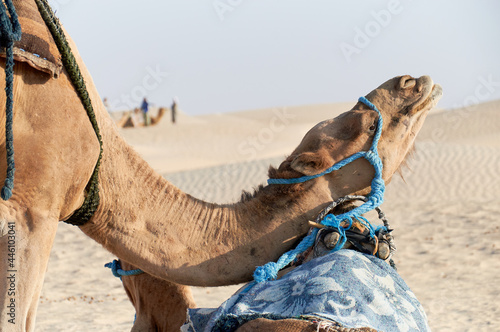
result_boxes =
[182,250,430,332]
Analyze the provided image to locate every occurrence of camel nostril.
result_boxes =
[399,75,416,90]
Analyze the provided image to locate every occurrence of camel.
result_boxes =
[114,75,442,332]
[117,107,167,128]
[0,1,441,330]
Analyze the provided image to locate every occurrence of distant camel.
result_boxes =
[117,107,166,128]
[115,74,443,332]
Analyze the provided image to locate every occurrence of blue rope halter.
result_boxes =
[0,0,21,200]
[253,96,386,283]
[105,260,144,281]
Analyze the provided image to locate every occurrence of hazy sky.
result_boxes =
[51,0,500,115]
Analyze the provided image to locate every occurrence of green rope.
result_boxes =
[34,0,103,226]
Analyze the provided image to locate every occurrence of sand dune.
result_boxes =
[36,100,500,331]
[117,103,352,173]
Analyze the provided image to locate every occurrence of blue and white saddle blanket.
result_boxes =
[182,250,430,332]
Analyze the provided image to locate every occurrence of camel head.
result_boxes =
[270,75,442,198]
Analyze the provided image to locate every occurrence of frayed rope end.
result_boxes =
[253,262,279,283]
[104,259,122,279]
[1,186,12,200]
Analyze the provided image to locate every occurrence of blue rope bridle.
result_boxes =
[0,0,21,200]
[105,259,144,281]
[253,96,386,283]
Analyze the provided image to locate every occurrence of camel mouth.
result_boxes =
[408,82,443,115]
[429,84,443,103]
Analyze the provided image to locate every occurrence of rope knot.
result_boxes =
[371,178,385,191]
[365,149,377,160]
[1,186,12,200]
[0,1,22,44]
[371,186,385,203]
[104,259,122,279]
[253,262,279,283]
[104,259,144,280]
[323,214,339,227]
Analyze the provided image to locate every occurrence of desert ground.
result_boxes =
[36,100,500,331]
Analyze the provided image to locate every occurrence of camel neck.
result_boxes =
[78,132,330,286]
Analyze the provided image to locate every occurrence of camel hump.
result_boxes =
[0,0,63,78]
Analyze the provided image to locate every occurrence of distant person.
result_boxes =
[103,97,110,111]
[171,97,178,124]
[141,97,150,126]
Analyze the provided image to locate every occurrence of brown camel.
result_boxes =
[116,75,442,332]
[117,107,167,128]
[0,1,442,331]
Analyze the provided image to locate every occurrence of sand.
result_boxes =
[36,100,500,331]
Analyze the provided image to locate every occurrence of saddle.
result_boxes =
[0,0,62,78]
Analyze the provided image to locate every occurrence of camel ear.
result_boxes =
[290,150,335,176]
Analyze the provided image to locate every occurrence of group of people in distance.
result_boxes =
[104,96,178,127]
[140,97,177,126]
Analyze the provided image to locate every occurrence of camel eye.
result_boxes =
[369,122,377,132]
